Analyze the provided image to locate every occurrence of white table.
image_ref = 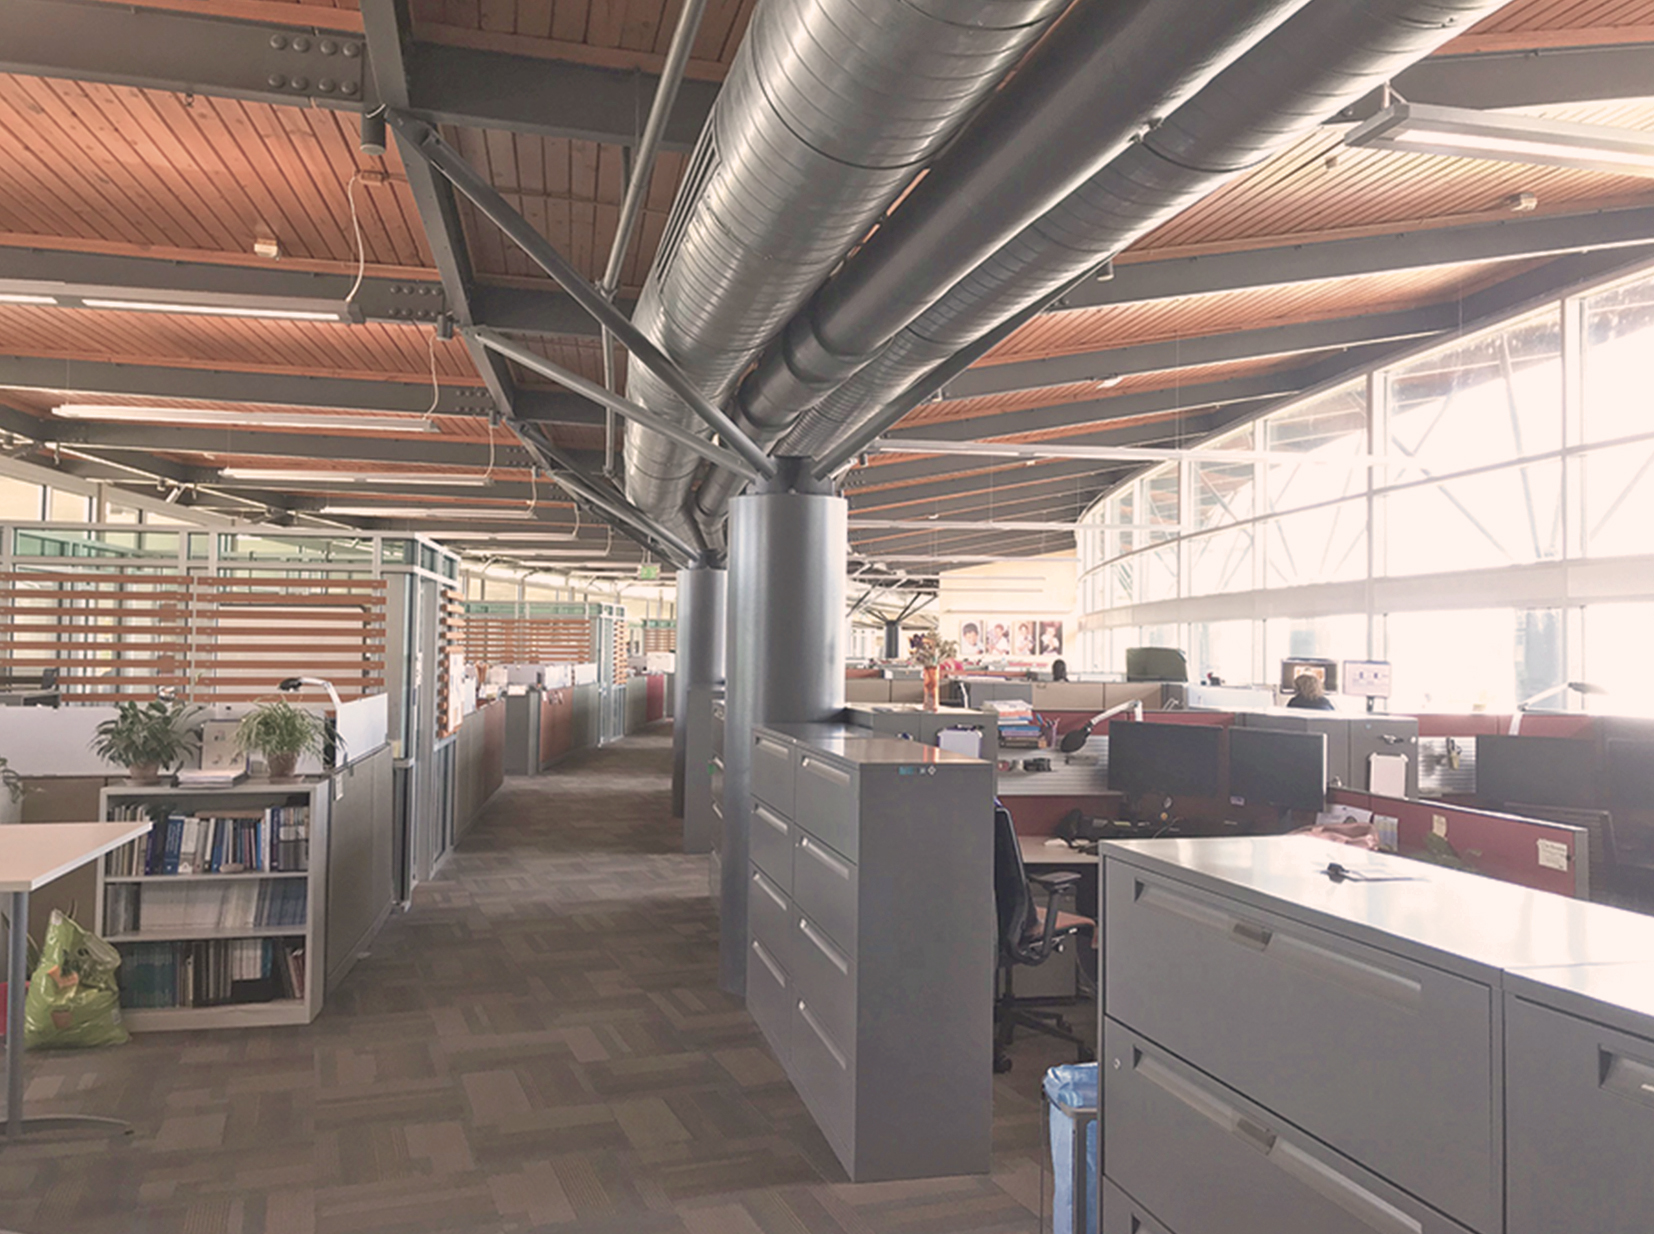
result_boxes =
[2,820,150,1138]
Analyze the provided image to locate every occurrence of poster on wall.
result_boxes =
[956,618,1062,660]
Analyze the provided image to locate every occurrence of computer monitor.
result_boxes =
[1342,660,1391,698]
[1228,727,1328,813]
[1475,734,1598,809]
[1605,739,1654,809]
[1125,647,1188,683]
[1107,720,1223,798]
[1280,658,1338,693]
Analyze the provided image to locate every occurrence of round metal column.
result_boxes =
[672,566,727,817]
[721,466,846,995]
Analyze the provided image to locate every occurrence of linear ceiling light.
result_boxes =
[319,505,537,519]
[1345,101,1654,178]
[53,405,437,433]
[871,437,1378,466]
[0,292,57,305]
[79,298,346,322]
[850,519,1078,532]
[219,468,490,486]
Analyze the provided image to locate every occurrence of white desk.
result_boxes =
[1020,835,1099,867]
[2,820,150,1138]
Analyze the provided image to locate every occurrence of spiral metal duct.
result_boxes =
[622,0,1074,544]
[781,0,1519,465]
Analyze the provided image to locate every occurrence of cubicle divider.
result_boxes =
[450,698,506,843]
[1328,788,1587,898]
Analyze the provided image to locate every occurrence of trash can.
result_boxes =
[1044,1062,1098,1234]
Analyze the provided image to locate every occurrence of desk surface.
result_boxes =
[0,821,151,893]
[1021,836,1099,866]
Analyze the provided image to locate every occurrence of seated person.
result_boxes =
[1287,672,1336,710]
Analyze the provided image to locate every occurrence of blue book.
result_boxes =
[162,816,185,875]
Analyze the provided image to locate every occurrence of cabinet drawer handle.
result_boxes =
[752,870,787,911]
[711,799,723,820]
[754,804,787,834]
[799,917,850,974]
[751,939,786,985]
[756,736,787,757]
[799,836,851,880]
[1602,1047,1654,1107]
[798,999,849,1070]
[800,757,851,787]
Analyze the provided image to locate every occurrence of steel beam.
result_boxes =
[471,284,636,338]
[0,0,716,150]
[848,463,1128,511]
[1336,45,1654,121]
[1064,210,1654,311]
[947,304,1454,401]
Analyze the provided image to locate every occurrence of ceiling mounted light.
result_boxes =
[1096,374,1124,389]
[53,405,437,433]
[0,292,57,305]
[869,436,1379,466]
[320,505,537,519]
[220,468,489,486]
[1345,100,1654,178]
[79,298,344,321]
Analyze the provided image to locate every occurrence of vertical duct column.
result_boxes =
[884,621,903,660]
[673,566,727,818]
[721,462,846,995]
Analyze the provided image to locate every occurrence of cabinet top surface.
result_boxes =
[843,704,993,719]
[1507,961,1654,1030]
[757,724,988,767]
[0,820,151,892]
[1104,836,1654,972]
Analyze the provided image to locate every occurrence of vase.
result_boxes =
[125,762,162,785]
[266,752,299,781]
[922,665,941,711]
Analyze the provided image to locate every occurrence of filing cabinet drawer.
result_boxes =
[1103,1180,1175,1234]
[792,995,853,1159]
[748,938,791,1063]
[793,831,858,953]
[795,754,858,860]
[1106,863,1495,1232]
[1506,995,1654,1234]
[749,865,793,967]
[750,801,793,892]
[710,756,724,814]
[1103,1019,1474,1234]
[753,733,795,815]
[791,911,856,1057]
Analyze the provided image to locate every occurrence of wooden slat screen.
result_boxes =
[437,587,466,740]
[613,618,629,684]
[459,616,596,667]
[0,570,386,704]
[642,623,677,653]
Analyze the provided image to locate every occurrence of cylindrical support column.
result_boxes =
[721,467,846,995]
[883,620,902,660]
[672,566,727,818]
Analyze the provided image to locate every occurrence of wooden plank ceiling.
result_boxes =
[1,0,1654,571]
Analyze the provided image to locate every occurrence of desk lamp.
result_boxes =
[1059,698,1144,754]
[278,677,344,711]
[1509,681,1606,736]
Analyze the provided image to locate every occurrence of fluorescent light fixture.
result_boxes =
[0,292,57,305]
[1345,101,1654,178]
[850,519,1078,532]
[80,298,345,321]
[1096,374,1123,389]
[863,555,1079,564]
[871,437,1379,466]
[53,405,437,433]
[220,467,490,487]
[319,505,536,519]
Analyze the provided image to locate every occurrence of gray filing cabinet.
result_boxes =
[749,723,994,1182]
[708,698,725,908]
[503,690,542,777]
[682,684,722,855]
[1504,962,1654,1234]
[842,703,999,765]
[1100,836,1654,1234]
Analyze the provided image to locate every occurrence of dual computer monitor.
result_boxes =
[1108,720,1327,814]
[1477,734,1654,811]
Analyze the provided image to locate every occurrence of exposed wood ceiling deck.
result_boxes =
[2,0,1654,573]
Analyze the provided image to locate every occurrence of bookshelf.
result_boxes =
[95,778,330,1031]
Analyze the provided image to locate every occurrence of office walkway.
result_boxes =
[0,725,1081,1234]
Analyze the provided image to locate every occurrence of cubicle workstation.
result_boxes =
[841,702,999,763]
[1235,710,1420,797]
[1097,836,1654,1234]
[747,722,995,1182]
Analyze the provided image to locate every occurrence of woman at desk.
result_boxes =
[1287,672,1336,710]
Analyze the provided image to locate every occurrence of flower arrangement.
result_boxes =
[908,632,958,668]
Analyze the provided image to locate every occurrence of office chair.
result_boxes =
[993,800,1096,1073]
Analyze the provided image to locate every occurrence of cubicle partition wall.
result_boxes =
[449,698,506,844]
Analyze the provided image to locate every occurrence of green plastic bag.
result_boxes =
[24,911,130,1049]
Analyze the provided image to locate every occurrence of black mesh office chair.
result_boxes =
[993,800,1095,1073]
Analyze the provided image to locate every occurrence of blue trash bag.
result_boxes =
[1044,1062,1099,1234]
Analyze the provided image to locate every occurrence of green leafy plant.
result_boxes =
[90,700,203,775]
[235,699,328,767]
[0,755,26,804]
[908,632,959,668]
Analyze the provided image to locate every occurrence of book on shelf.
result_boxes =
[118,938,306,1010]
[103,805,311,877]
[176,768,248,788]
[104,879,308,934]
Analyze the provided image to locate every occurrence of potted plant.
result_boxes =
[236,699,327,781]
[909,632,959,711]
[90,699,203,784]
[0,756,25,824]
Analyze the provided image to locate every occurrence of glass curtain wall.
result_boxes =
[1076,263,1654,713]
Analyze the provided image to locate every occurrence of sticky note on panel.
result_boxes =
[1536,838,1571,871]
